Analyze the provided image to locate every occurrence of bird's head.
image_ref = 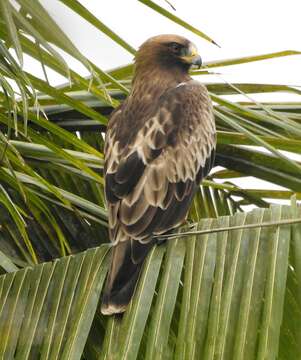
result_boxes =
[135,34,202,73]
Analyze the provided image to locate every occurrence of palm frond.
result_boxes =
[0,204,300,359]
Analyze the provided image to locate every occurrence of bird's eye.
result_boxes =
[169,42,182,53]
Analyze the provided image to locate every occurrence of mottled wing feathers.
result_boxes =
[105,80,215,246]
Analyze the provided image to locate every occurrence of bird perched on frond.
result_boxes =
[101,34,216,315]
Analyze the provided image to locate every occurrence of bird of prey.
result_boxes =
[101,34,216,315]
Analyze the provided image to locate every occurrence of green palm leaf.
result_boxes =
[0,246,108,359]
[1,2,301,358]
[0,205,300,359]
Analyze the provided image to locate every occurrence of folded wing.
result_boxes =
[105,80,216,244]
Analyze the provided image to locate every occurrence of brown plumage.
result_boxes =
[101,34,216,315]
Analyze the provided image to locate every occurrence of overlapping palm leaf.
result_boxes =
[0,2,301,357]
[0,204,300,359]
[0,0,300,267]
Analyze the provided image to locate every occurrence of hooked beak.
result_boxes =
[180,44,202,68]
[190,54,202,67]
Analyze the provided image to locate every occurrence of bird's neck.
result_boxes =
[131,64,190,101]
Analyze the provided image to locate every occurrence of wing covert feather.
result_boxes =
[105,80,216,244]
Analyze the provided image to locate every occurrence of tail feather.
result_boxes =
[101,239,153,315]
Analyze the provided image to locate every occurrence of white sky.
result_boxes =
[34,0,301,96]
[23,0,301,199]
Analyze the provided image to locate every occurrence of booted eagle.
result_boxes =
[101,34,216,315]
